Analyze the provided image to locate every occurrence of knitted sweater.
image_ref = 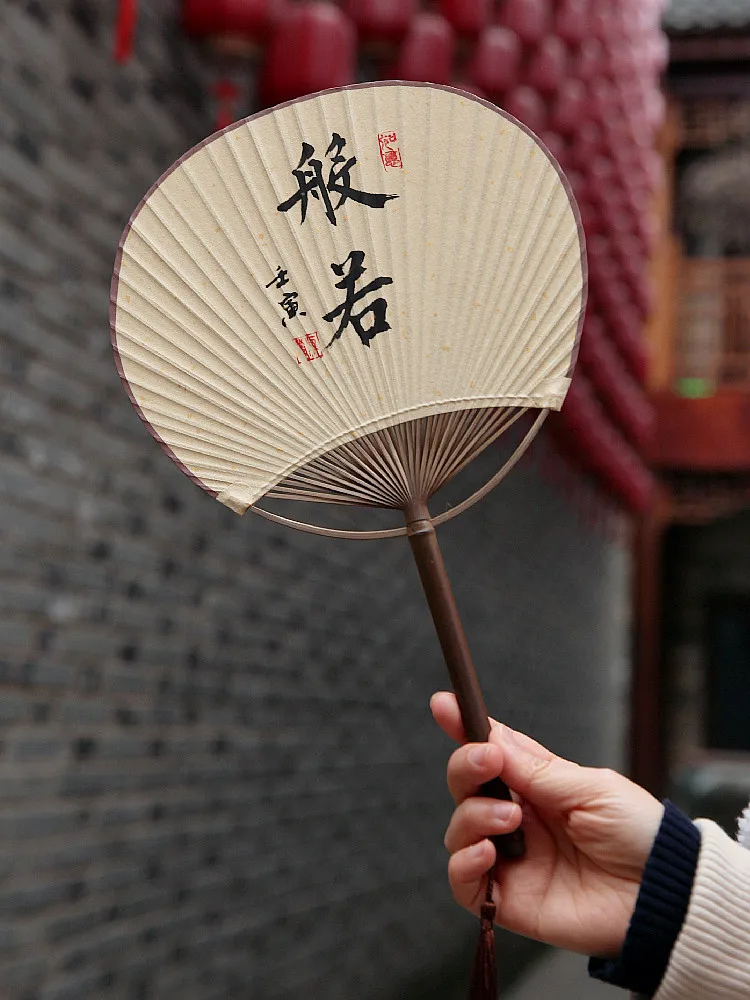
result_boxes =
[590,800,750,999]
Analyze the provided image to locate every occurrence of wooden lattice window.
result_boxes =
[676,259,750,393]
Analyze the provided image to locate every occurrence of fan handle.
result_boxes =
[405,500,526,860]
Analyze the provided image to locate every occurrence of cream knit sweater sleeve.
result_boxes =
[654,813,750,1000]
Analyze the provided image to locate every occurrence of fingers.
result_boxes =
[498,729,590,810]
[433,691,601,815]
[446,741,507,803]
[444,797,523,854]
[448,840,496,904]
[430,692,546,758]
[431,691,473,744]
[430,691,506,743]
[502,726,554,762]
[436,706,593,817]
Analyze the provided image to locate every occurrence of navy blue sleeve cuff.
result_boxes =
[588,800,700,997]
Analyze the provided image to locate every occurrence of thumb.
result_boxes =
[497,727,603,813]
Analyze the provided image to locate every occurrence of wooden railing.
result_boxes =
[675,258,750,393]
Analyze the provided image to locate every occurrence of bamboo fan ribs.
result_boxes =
[111,81,587,999]
[268,407,526,508]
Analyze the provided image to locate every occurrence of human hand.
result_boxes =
[431,691,664,958]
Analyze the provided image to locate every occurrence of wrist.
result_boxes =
[592,885,641,961]
[589,801,700,996]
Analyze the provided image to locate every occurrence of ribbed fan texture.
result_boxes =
[111,83,586,512]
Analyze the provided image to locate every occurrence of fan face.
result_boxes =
[111,82,586,515]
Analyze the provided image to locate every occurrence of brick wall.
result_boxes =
[0,2,630,998]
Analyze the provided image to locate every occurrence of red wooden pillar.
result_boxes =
[630,486,671,796]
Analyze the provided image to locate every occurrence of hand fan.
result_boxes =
[110,81,586,998]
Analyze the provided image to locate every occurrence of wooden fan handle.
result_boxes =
[405,502,526,860]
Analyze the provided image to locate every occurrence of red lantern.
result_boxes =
[589,79,618,120]
[212,79,242,131]
[439,0,491,39]
[651,31,670,74]
[613,234,646,280]
[642,148,664,195]
[114,0,138,62]
[260,3,356,107]
[576,198,602,237]
[553,376,654,513]
[606,200,638,243]
[627,271,656,324]
[608,302,649,385]
[467,26,522,97]
[564,166,585,198]
[586,156,616,206]
[526,35,568,93]
[644,88,667,133]
[622,462,654,515]
[555,0,589,45]
[539,130,567,164]
[345,0,417,50]
[574,38,605,81]
[578,315,655,452]
[638,213,660,255]
[600,115,631,159]
[497,0,551,45]
[550,79,586,134]
[586,235,617,289]
[503,86,547,134]
[183,0,283,56]
[569,123,604,170]
[391,13,456,85]
[453,80,488,100]
[588,8,614,44]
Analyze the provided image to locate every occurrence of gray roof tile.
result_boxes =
[664,0,750,32]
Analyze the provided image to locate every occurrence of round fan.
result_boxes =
[111,81,586,995]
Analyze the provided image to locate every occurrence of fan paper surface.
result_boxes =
[111,82,586,514]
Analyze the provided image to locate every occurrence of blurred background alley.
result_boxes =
[0,1,748,998]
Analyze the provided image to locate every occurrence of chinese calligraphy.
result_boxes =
[266,266,307,328]
[266,251,393,357]
[323,250,393,349]
[278,291,305,326]
[265,266,289,289]
[277,133,398,227]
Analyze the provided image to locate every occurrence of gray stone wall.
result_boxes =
[0,2,629,998]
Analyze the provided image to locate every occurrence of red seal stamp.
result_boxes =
[295,332,324,365]
[378,132,403,170]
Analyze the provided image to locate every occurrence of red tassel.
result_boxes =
[114,0,138,62]
[468,869,498,1000]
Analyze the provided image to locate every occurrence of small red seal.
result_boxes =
[378,132,403,170]
[295,332,324,365]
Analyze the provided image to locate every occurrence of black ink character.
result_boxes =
[323,250,393,348]
[277,133,398,226]
[279,291,306,328]
[266,266,290,290]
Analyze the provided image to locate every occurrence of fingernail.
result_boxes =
[492,802,516,822]
[469,842,487,860]
[468,746,489,767]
